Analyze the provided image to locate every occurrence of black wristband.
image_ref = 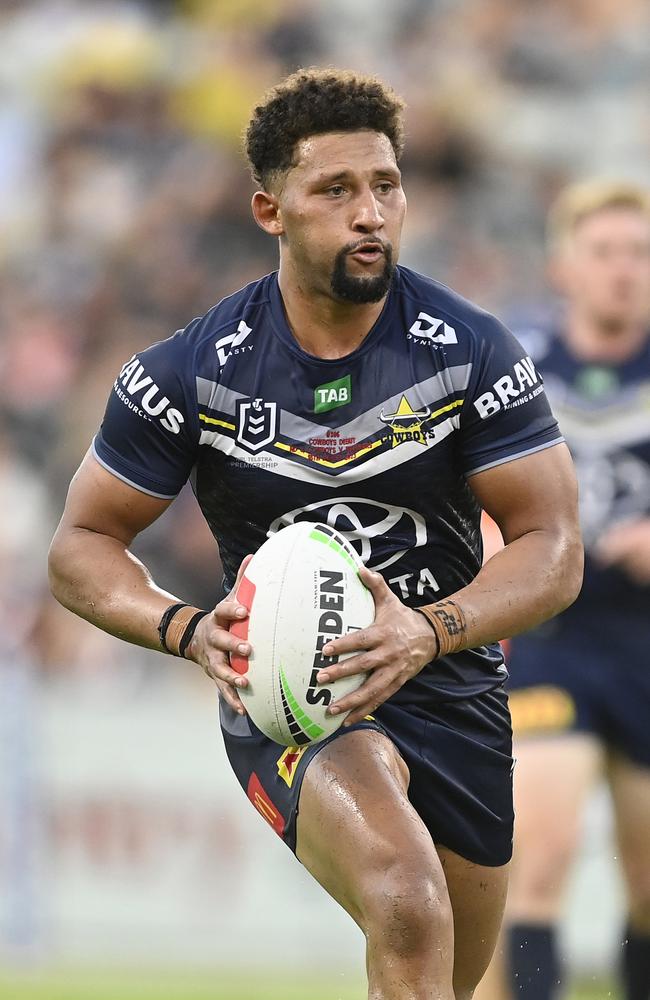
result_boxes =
[158,603,190,653]
[178,610,210,659]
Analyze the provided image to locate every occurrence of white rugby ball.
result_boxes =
[229,521,375,746]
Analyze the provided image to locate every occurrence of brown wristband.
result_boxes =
[162,605,206,658]
[414,600,467,658]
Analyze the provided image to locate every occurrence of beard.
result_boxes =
[330,240,395,303]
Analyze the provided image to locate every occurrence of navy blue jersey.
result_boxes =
[515,325,650,628]
[94,266,562,704]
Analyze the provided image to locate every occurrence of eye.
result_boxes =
[326,184,346,197]
[376,181,395,194]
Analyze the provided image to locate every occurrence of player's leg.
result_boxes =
[472,935,509,1000]
[437,845,509,998]
[505,734,603,998]
[296,728,456,1000]
[608,752,650,1000]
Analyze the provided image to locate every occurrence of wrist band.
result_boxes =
[178,610,209,659]
[158,603,189,652]
[414,600,467,658]
[158,603,208,657]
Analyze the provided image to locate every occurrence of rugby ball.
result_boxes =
[230,522,375,746]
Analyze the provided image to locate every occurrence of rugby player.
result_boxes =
[486,182,650,1000]
[48,70,582,1000]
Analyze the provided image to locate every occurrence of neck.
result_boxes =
[564,306,648,363]
[277,258,388,359]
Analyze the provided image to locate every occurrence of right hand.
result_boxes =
[185,555,253,715]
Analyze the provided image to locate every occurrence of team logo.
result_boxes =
[379,395,431,447]
[236,397,278,453]
[276,745,308,787]
[215,320,253,368]
[408,312,458,345]
[269,498,428,571]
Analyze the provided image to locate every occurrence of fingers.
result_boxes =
[201,615,251,659]
[358,565,393,605]
[214,600,249,624]
[320,625,375,663]
[319,620,394,681]
[216,553,254,629]
[329,668,402,727]
[202,646,249,691]
[317,651,371,685]
[214,676,247,716]
[231,553,254,595]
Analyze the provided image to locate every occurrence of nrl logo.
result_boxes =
[379,394,431,447]
[236,397,278,453]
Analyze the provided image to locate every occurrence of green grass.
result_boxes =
[0,969,617,999]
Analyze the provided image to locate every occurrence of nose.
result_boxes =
[352,186,384,234]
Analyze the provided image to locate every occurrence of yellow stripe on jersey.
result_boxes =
[199,413,236,431]
[198,395,463,469]
[429,398,464,419]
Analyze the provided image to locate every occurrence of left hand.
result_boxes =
[316,566,439,727]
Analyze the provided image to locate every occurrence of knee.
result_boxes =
[360,860,454,957]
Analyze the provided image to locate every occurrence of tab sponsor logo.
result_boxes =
[473,356,544,419]
[314,374,351,413]
[116,356,185,434]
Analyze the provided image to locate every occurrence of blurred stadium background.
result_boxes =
[2,0,649,996]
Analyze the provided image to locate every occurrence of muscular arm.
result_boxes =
[48,452,180,649]
[49,452,251,711]
[318,443,584,724]
[433,440,584,650]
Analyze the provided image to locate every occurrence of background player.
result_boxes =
[479,181,650,1000]
[48,70,582,1000]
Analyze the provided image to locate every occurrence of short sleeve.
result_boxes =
[459,314,563,477]
[93,326,201,498]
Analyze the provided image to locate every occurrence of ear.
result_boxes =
[251,191,284,237]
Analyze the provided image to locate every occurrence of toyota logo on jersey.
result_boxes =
[268,498,428,571]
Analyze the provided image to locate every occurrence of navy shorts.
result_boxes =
[507,618,650,767]
[220,684,514,868]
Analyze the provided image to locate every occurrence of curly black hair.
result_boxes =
[245,67,406,190]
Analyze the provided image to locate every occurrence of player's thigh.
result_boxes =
[608,751,650,927]
[437,844,509,998]
[508,734,603,914]
[296,728,452,933]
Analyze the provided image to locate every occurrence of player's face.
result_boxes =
[554,208,650,331]
[277,130,407,303]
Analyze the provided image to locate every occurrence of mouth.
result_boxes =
[348,242,385,264]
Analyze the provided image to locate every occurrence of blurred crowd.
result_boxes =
[2,0,650,683]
